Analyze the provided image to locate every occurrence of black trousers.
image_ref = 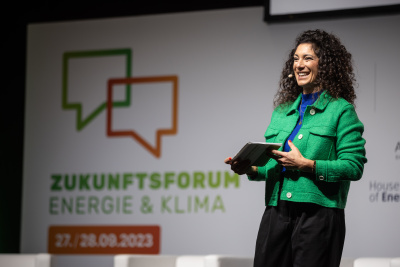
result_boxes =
[253,200,345,267]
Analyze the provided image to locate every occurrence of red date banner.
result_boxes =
[48,225,160,254]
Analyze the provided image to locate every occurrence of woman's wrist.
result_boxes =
[300,159,315,173]
[311,160,316,174]
[246,166,258,177]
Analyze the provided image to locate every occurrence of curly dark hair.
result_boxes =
[273,29,357,108]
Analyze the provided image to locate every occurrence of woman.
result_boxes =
[225,29,367,267]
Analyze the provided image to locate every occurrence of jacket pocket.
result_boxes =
[264,127,288,145]
[307,127,336,159]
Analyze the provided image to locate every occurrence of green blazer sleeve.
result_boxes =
[315,103,367,182]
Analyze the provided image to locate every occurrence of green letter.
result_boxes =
[164,172,175,189]
[64,175,76,191]
[123,196,133,214]
[108,173,120,190]
[177,172,190,189]
[61,197,73,214]
[224,171,239,188]
[193,172,205,189]
[76,196,85,214]
[49,196,59,214]
[123,173,133,190]
[93,174,105,190]
[88,196,99,214]
[208,171,221,188]
[102,196,114,214]
[150,173,161,189]
[212,195,225,212]
[51,175,62,191]
[79,174,90,190]
[174,196,185,214]
[195,196,209,212]
[136,173,147,189]
[161,196,172,213]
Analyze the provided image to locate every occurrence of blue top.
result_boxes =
[282,91,321,171]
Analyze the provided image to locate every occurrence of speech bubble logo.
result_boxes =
[62,49,132,131]
[62,48,179,158]
[107,76,179,158]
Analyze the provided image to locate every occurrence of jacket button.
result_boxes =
[319,175,324,181]
[286,192,292,198]
[298,134,303,140]
[310,109,316,115]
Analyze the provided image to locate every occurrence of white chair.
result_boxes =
[204,255,253,267]
[340,257,355,267]
[391,258,400,267]
[175,255,206,267]
[114,254,177,267]
[354,258,392,267]
[0,253,53,267]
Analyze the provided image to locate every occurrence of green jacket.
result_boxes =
[250,91,367,209]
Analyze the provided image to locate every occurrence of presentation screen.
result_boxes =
[269,0,400,15]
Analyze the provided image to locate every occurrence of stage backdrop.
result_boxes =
[22,7,400,267]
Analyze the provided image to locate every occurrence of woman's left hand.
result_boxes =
[270,140,314,172]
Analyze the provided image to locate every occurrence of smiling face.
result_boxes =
[293,43,320,93]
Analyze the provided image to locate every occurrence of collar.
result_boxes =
[285,90,332,116]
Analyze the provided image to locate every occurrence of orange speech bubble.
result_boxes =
[107,76,178,158]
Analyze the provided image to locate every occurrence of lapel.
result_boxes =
[312,91,332,111]
[285,94,302,116]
